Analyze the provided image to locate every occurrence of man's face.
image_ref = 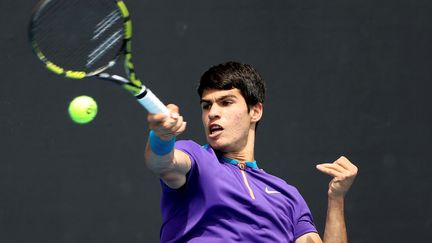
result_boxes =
[200,88,255,152]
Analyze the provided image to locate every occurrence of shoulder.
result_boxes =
[175,140,201,150]
[175,140,215,161]
[175,140,211,153]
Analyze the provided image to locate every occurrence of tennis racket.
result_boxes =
[28,0,169,115]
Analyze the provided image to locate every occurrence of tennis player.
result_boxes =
[145,61,358,243]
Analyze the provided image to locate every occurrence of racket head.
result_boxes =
[28,0,132,79]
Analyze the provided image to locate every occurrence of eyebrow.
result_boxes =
[200,94,238,104]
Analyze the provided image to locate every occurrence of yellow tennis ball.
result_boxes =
[68,95,98,124]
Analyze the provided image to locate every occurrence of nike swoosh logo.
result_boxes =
[265,187,281,194]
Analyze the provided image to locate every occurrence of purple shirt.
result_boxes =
[160,140,317,243]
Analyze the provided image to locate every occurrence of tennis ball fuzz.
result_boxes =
[68,95,98,124]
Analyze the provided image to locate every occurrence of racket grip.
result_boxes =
[136,87,170,116]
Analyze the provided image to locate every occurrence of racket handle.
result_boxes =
[136,87,170,116]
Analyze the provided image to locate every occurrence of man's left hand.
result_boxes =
[316,156,358,199]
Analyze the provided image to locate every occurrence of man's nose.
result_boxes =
[208,104,221,120]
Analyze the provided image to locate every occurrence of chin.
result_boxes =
[207,141,233,153]
[206,139,224,151]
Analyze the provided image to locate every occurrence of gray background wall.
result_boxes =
[1,0,431,242]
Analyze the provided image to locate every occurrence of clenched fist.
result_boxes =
[147,104,187,140]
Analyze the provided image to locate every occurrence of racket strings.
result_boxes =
[30,0,125,74]
[33,0,81,55]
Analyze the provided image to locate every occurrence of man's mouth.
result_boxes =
[209,124,224,136]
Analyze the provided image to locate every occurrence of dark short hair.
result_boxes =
[197,61,266,109]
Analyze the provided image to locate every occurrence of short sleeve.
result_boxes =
[293,190,318,239]
[159,140,199,192]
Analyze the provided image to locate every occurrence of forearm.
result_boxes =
[144,129,177,173]
[316,156,357,243]
[144,105,189,188]
[144,141,176,175]
[144,135,191,189]
[322,197,347,243]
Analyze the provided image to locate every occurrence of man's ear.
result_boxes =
[250,103,263,123]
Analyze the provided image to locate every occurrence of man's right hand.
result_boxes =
[147,104,187,140]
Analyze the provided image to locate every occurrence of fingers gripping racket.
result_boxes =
[28,0,169,115]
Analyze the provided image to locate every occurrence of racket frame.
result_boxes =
[28,0,169,115]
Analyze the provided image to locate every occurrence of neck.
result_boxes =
[220,127,256,163]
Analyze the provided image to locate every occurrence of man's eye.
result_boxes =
[201,103,211,110]
[222,100,233,106]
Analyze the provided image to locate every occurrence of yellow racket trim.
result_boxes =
[124,20,132,39]
[118,1,132,39]
[117,1,129,17]
[117,1,142,91]
[126,41,132,52]
[66,70,86,79]
[125,54,134,69]
[46,62,64,74]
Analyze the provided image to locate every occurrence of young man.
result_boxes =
[145,62,358,243]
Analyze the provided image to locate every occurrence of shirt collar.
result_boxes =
[221,157,259,170]
[202,144,260,170]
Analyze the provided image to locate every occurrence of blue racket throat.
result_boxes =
[149,130,176,156]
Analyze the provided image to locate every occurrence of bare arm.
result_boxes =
[296,156,358,243]
[144,104,191,189]
[317,156,357,243]
[321,197,346,243]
